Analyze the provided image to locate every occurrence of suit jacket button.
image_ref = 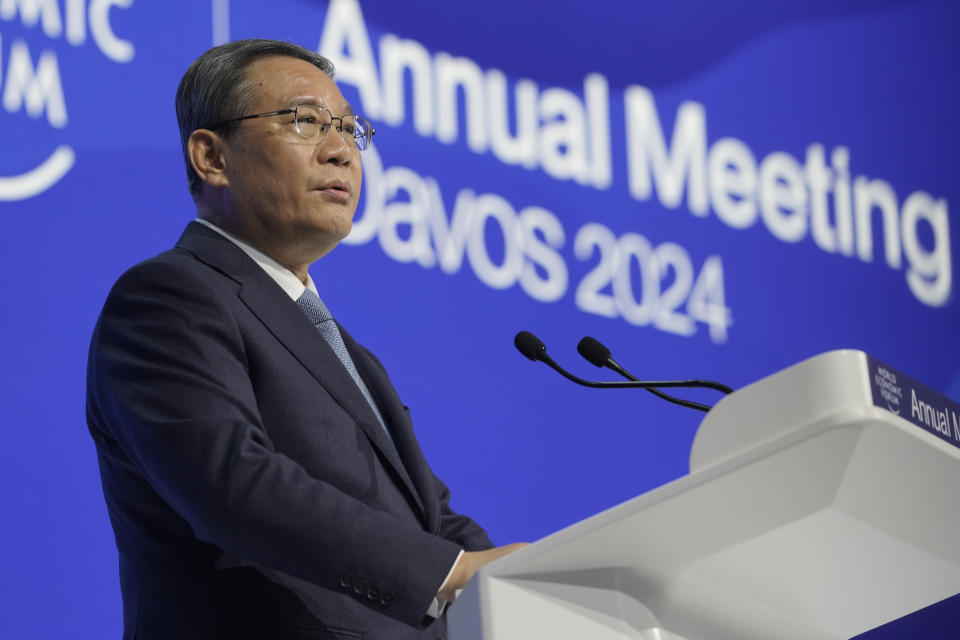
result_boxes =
[366,586,380,601]
[354,578,368,596]
[379,592,394,608]
[340,573,354,589]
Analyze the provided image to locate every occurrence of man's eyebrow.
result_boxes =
[285,96,314,108]
[286,96,355,116]
[322,102,355,117]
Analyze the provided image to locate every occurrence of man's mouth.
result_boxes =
[314,179,352,201]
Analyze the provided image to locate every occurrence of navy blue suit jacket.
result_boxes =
[86,222,492,639]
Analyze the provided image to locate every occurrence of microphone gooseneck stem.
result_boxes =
[514,330,734,414]
[608,357,712,413]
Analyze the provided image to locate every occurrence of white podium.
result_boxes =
[449,350,960,639]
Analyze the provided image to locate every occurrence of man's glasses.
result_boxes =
[211,104,375,151]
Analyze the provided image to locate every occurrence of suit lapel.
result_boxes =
[176,223,427,521]
[340,327,433,523]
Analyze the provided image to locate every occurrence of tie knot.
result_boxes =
[296,288,333,325]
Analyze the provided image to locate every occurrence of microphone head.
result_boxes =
[577,336,611,367]
[514,331,547,362]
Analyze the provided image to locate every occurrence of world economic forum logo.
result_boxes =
[874,365,903,416]
[0,0,134,201]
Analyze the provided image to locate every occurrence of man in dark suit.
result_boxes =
[86,39,524,639]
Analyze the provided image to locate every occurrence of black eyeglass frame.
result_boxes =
[208,104,376,150]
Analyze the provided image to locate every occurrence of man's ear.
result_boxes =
[188,129,230,190]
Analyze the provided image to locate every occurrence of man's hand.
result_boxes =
[439,543,529,601]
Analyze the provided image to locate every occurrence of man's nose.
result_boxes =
[317,124,354,165]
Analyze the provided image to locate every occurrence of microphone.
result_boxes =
[514,330,548,362]
[577,336,724,412]
[577,336,629,377]
[578,336,732,394]
[514,331,605,387]
[513,331,734,401]
[514,331,643,388]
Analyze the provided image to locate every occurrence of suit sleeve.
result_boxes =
[433,477,495,551]
[355,345,495,553]
[87,258,462,627]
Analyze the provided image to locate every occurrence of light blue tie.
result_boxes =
[296,289,392,441]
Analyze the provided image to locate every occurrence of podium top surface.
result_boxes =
[692,349,960,473]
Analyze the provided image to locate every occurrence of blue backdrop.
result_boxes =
[1,0,958,636]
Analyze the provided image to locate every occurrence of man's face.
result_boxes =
[219,55,362,264]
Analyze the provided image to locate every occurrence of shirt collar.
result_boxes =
[194,218,318,301]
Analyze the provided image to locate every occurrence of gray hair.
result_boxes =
[175,39,335,198]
